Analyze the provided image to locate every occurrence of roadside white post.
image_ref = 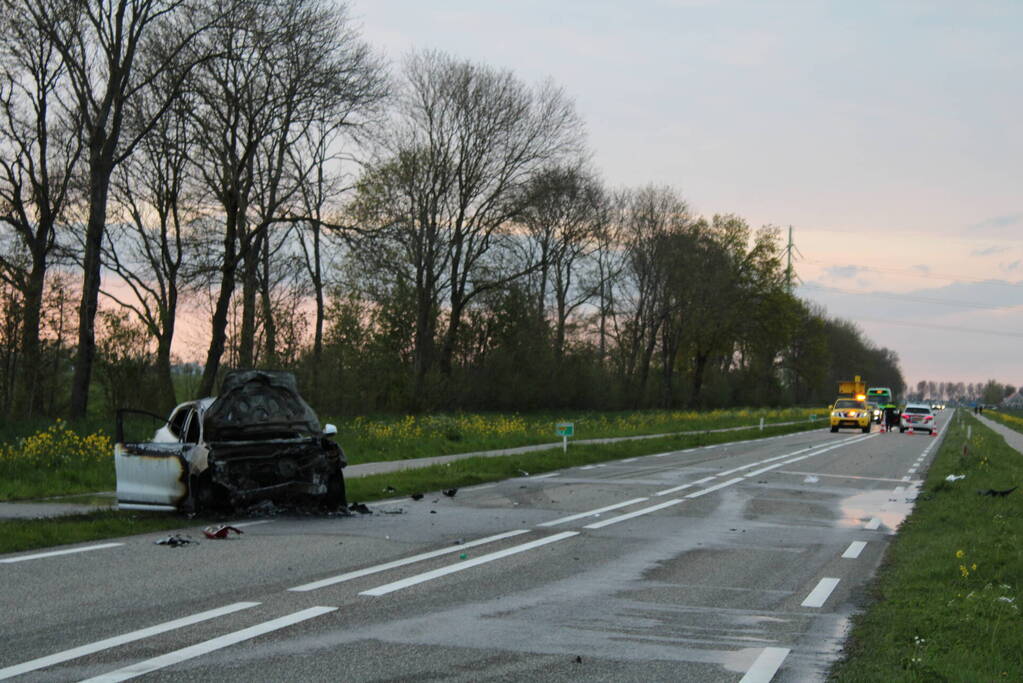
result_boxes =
[967,425,972,440]
[555,422,574,453]
[759,417,764,431]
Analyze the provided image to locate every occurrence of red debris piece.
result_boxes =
[203,525,244,539]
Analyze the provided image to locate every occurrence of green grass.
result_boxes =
[330,407,823,464]
[830,411,1023,681]
[0,510,205,555]
[984,409,1023,436]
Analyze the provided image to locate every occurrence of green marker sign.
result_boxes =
[555,422,574,437]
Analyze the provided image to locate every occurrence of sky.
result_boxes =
[349,0,1023,388]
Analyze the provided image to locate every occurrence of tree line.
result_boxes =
[0,0,905,419]
[908,380,1018,406]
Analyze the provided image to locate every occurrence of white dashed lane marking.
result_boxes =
[801,577,840,608]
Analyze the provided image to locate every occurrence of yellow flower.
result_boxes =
[956,550,965,559]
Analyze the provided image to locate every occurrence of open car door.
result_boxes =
[114,408,200,511]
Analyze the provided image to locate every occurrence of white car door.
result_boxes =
[115,408,198,511]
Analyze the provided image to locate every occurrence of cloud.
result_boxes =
[912,264,931,274]
[972,245,1008,257]
[970,213,1023,233]
[824,265,866,279]
[1003,260,1022,272]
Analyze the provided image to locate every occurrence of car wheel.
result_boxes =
[862,425,870,433]
[830,426,838,433]
[899,427,906,433]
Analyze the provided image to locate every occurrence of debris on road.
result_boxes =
[410,493,424,501]
[203,525,243,539]
[442,488,458,498]
[945,474,966,482]
[349,502,371,514]
[154,534,196,547]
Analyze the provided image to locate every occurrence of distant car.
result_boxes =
[830,398,872,433]
[900,403,935,434]
[115,370,346,512]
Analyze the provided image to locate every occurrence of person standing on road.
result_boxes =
[883,403,900,432]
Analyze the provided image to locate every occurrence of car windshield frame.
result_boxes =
[834,400,865,409]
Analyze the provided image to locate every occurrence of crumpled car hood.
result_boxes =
[203,370,322,441]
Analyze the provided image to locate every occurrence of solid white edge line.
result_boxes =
[289,529,530,592]
[842,541,867,559]
[686,477,744,498]
[360,532,579,596]
[537,498,649,527]
[740,646,791,683]
[901,476,911,481]
[864,517,881,530]
[0,542,124,564]
[79,606,335,683]
[583,499,683,529]
[0,602,260,680]
[621,458,638,463]
[532,473,560,479]
[801,577,840,607]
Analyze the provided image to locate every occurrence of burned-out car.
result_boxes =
[115,370,346,512]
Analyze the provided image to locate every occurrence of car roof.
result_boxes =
[904,402,932,409]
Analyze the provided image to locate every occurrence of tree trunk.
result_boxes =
[238,230,261,368]
[260,235,276,367]
[69,159,112,418]
[198,211,240,397]
[14,247,47,418]
[690,350,709,408]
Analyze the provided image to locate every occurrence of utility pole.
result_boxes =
[785,225,795,293]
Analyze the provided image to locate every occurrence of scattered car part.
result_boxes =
[203,525,243,539]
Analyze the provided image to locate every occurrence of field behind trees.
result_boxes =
[0,0,906,423]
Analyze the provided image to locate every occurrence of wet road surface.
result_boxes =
[0,415,950,681]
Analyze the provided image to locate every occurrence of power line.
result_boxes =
[799,282,1018,311]
[800,259,1023,289]
[855,317,1023,339]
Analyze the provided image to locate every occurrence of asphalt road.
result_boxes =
[0,414,951,682]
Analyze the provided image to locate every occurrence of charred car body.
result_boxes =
[115,371,346,512]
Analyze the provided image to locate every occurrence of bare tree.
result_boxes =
[517,164,607,359]
[24,0,217,416]
[613,186,692,405]
[100,81,204,412]
[0,1,83,416]
[191,0,384,397]
[353,50,584,407]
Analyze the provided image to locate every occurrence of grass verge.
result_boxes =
[830,411,1023,680]
[1,420,822,555]
[984,409,1023,435]
[0,510,205,555]
[343,420,819,503]
[0,408,824,501]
